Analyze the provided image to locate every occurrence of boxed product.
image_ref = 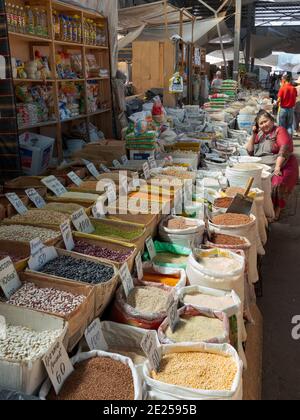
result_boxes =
[19,133,55,176]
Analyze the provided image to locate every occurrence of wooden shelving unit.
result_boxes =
[7,0,113,162]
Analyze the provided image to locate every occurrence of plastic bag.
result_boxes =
[169,72,184,94]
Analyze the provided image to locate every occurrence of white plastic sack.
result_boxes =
[159,216,205,248]
[262,170,275,219]
[226,164,263,189]
[251,193,268,246]
[39,350,143,400]
[143,343,243,400]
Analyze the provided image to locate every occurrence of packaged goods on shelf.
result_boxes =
[6,2,48,38]
[58,82,84,121]
[19,133,55,176]
[56,52,83,80]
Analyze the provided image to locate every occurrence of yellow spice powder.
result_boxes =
[151,352,237,391]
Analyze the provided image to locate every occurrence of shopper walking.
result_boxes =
[277,74,297,136]
[246,110,299,221]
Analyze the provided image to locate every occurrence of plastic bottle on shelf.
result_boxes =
[67,17,72,42]
[83,18,88,44]
[96,23,106,46]
[74,15,82,43]
[6,2,13,32]
[71,17,77,42]
[34,8,42,37]
[53,11,60,40]
[25,5,35,35]
[19,6,26,34]
[40,9,48,37]
[61,15,68,41]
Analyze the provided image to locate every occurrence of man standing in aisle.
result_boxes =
[277,74,297,136]
[211,71,223,93]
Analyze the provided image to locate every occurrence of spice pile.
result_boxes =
[8,283,85,315]
[7,210,69,226]
[211,233,246,246]
[165,316,225,343]
[127,286,170,314]
[142,272,180,287]
[212,213,251,226]
[0,225,60,243]
[47,357,135,400]
[167,218,196,230]
[38,255,114,285]
[214,197,233,209]
[163,169,194,180]
[151,352,237,391]
[183,293,234,311]
[73,240,133,263]
[0,325,62,362]
[225,187,245,197]
[93,222,144,242]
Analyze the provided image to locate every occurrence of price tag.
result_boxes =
[146,237,157,260]
[148,156,157,169]
[121,155,128,165]
[30,238,44,255]
[60,221,75,251]
[5,193,28,215]
[167,293,180,334]
[25,188,46,209]
[132,172,140,189]
[92,199,106,219]
[67,171,83,187]
[71,208,95,234]
[43,339,74,396]
[28,246,58,272]
[86,163,100,180]
[42,176,67,197]
[119,263,134,298]
[141,332,161,373]
[135,252,143,281]
[143,162,150,180]
[113,160,121,169]
[0,257,22,299]
[106,184,117,205]
[100,164,111,173]
[84,319,108,351]
[0,316,7,340]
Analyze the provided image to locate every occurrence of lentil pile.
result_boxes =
[43,203,83,215]
[127,286,170,314]
[0,225,60,243]
[225,187,245,197]
[73,239,133,263]
[8,283,85,315]
[38,255,114,285]
[211,233,246,246]
[0,325,62,362]
[167,218,196,230]
[214,197,234,209]
[0,251,27,263]
[60,192,100,201]
[8,210,69,227]
[47,357,135,400]
[212,213,251,226]
[152,352,237,391]
[183,292,234,311]
[93,222,144,242]
[165,316,225,343]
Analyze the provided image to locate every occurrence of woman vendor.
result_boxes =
[246,110,299,221]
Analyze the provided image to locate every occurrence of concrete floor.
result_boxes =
[258,138,300,400]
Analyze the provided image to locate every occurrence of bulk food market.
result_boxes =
[1,0,300,402]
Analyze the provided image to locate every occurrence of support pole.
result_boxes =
[216,17,229,79]
[233,0,242,81]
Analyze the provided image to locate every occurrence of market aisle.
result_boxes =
[259,138,300,400]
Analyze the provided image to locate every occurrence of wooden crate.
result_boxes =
[0,240,30,272]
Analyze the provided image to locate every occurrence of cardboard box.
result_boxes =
[19,133,55,176]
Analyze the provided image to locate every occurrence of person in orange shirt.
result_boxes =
[277,74,297,135]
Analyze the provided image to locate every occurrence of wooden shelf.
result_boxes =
[85,45,109,50]
[14,79,56,83]
[60,115,87,123]
[57,79,85,83]
[87,77,110,81]
[54,40,84,48]
[18,120,58,130]
[87,109,111,117]
[8,32,51,43]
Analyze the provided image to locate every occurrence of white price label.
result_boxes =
[30,238,44,255]
[25,188,46,209]
[5,193,28,215]
[42,176,67,197]
[106,184,117,205]
[132,172,140,189]
[0,316,7,340]
[113,160,121,168]
[28,246,58,272]
[84,319,108,351]
[60,221,75,251]
[135,252,143,281]
[167,294,179,333]
[71,208,95,234]
[0,257,22,299]
[43,339,74,395]
[121,155,128,164]
[119,263,134,298]
[67,171,83,187]
[87,163,100,180]
[141,332,161,373]
[148,156,157,169]
[100,164,110,173]
[92,200,106,219]
[146,237,156,260]
[143,162,150,180]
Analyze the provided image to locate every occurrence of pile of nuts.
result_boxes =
[8,282,86,315]
[212,213,251,226]
[0,225,60,243]
[38,255,115,285]
[0,325,62,362]
[8,210,69,227]
[43,203,83,215]
[73,240,133,263]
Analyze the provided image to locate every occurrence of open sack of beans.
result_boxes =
[143,343,243,400]
[109,284,172,330]
[159,216,205,248]
[178,286,247,368]
[158,305,230,346]
[137,262,186,290]
[39,350,143,400]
